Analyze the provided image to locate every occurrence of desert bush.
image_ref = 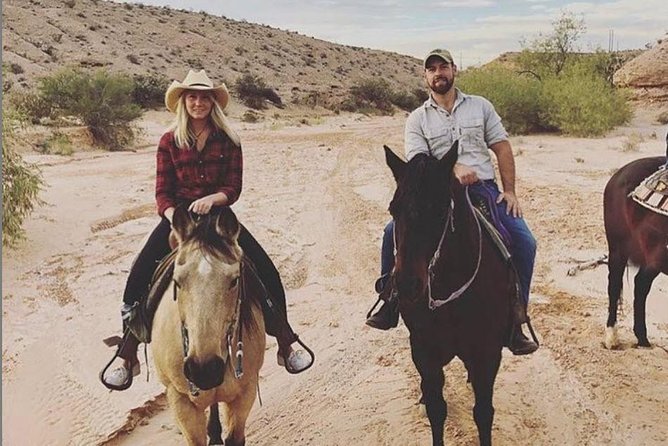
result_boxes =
[9,62,24,74]
[342,78,394,115]
[620,132,644,152]
[9,90,53,124]
[132,72,170,108]
[43,131,74,155]
[656,111,668,125]
[234,73,283,109]
[241,110,261,123]
[2,105,44,247]
[38,68,141,150]
[458,66,545,134]
[390,89,424,112]
[540,66,631,136]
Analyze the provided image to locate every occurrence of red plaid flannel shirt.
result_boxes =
[155,130,242,216]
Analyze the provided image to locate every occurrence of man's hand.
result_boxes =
[188,195,217,215]
[453,163,479,185]
[496,191,523,218]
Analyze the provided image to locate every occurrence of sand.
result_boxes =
[2,109,668,445]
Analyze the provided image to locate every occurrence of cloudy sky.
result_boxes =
[124,0,666,67]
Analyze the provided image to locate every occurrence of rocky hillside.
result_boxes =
[2,0,424,108]
[614,37,668,102]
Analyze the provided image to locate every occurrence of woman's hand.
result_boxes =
[188,195,218,215]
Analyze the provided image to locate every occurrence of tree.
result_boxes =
[518,10,586,79]
[38,68,142,150]
[2,105,44,246]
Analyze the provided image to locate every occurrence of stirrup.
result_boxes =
[277,335,315,374]
[99,327,139,391]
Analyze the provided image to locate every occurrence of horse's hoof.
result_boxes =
[636,339,652,348]
[604,326,619,350]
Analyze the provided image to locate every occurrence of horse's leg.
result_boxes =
[605,247,627,349]
[633,267,659,347]
[220,384,257,446]
[207,403,223,445]
[167,386,207,446]
[410,342,446,446]
[467,350,502,446]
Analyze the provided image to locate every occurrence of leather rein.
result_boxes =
[426,186,483,310]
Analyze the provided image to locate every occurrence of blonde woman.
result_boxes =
[102,70,313,390]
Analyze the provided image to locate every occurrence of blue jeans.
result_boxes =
[379,180,537,305]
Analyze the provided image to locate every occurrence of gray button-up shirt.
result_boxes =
[404,89,508,180]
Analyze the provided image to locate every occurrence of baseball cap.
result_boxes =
[423,49,454,68]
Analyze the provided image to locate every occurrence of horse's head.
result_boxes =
[170,205,242,390]
[385,142,458,303]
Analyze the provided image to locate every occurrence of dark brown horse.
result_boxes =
[604,155,668,349]
[385,143,516,446]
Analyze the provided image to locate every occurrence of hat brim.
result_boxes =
[164,81,230,112]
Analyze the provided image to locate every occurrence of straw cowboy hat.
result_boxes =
[164,69,230,112]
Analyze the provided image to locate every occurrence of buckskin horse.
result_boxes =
[151,206,265,446]
[385,143,518,446]
[603,154,668,349]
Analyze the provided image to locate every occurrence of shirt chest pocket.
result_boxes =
[459,119,485,151]
[425,128,455,153]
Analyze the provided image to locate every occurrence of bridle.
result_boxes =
[173,256,247,397]
[426,185,483,310]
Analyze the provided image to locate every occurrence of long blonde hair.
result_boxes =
[169,92,240,149]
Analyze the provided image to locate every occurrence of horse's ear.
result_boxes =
[215,207,240,241]
[385,145,406,183]
[439,141,459,172]
[172,206,195,244]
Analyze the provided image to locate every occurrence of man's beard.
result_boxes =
[430,77,453,94]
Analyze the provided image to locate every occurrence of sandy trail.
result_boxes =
[2,111,667,445]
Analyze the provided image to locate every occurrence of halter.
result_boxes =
[174,257,247,397]
[426,186,483,310]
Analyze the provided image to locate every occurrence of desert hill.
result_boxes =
[614,37,668,102]
[2,0,424,108]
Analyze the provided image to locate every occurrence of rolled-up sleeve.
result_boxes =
[217,141,243,206]
[404,110,430,161]
[155,133,177,217]
[482,98,508,146]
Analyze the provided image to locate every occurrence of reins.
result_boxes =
[174,257,247,397]
[427,186,483,310]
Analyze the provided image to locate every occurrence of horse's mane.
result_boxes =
[181,208,260,332]
[184,209,239,262]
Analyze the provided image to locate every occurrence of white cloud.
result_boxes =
[438,1,495,6]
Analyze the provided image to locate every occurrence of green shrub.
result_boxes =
[234,73,283,109]
[43,131,74,155]
[343,78,394,115]
[38,68,141,150]
[390,89,424,112]
[540,66,631,136]
[132,72,170,108]
[2,106,44,247]
[458,66,545,134]
[10,90,53,124]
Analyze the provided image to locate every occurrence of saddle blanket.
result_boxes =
[631,166,668,216]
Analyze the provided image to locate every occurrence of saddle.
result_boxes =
[469,192,513,262]
[631,166,668,216]
[469,192,526,325]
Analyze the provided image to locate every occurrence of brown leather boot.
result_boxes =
[365,299,399,330]
[508,324,538,355]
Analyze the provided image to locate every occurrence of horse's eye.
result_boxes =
[229,277,239,290]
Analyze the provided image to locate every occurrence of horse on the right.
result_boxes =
[603,151,668,349]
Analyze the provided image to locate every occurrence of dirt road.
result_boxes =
[3,111,667,445]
